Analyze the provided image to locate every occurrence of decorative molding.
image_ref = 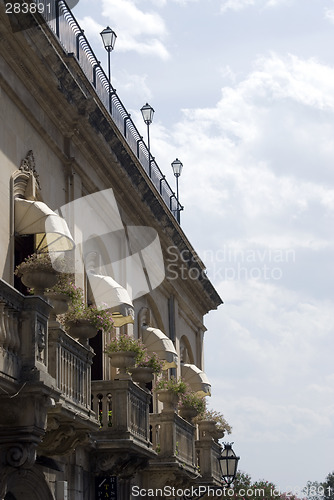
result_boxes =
[13,150,41,200]
[38,419,91,456]
[5,443,36,468]
[96,453,148,478]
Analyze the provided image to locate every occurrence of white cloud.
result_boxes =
[205,280,334,445]
[149,53,334,481]
[149,0,199,4]
[220,0,294,13]
[221,0,255,13]
[163,54,334,236]
[78,0,170,59]
[325,8,334,24]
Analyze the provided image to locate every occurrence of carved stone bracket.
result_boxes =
[38,417,91,456]
[96,453,148,479]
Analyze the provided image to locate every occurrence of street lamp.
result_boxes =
[218,442,240,486]
[100,26,117,113]
[140,103,154,166]
[171,158,183,223]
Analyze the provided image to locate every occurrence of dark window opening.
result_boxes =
[14,234,34,294]
[90,332,103,380]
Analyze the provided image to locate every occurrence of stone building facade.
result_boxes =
[0,2,224,499]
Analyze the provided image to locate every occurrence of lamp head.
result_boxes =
[140,103,155,125]
[100,26,117,52]
[171,158,183,178]
[218,442,240,487]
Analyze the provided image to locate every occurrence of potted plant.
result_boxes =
[44,273,82,320]
[154,376,188,411]
[15,252,60,294]
[105,334,145,379]
[179,390,206,422]
[64,295,114,341]
[130,351,164,385]
[195,408,232,441]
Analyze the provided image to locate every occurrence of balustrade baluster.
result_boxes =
[0,302,7,346]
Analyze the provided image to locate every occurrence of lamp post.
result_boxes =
[140,103,154,174]
[100,26,117,114]
[218,442,240,486]
[171,158,183,223]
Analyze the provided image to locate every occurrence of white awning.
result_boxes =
[142,326,178,369]
[87,272,134,326]
[181,363,211,396]
[14,198,74,252]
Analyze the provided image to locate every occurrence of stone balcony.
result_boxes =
[0,278,59,468]
[145,409,199,490]
[0,279,97,464]
[91,379,156,498]
[0,278,223,489]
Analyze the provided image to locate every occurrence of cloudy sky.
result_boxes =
[71,0,334,491]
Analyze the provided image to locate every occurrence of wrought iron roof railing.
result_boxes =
[37,0,181,220]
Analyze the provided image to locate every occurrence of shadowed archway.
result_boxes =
[4,467,54,500]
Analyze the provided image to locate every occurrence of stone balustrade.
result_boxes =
[48,325,94,413]
[150,411,196,470]
[195,437,223,483]
[91,379,151,446]
[0,279,52,383]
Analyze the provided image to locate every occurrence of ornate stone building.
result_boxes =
[0,2,224,499]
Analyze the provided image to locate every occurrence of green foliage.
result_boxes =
[303,480,325,500]
[154,376,188,395]
[106,335,164,374]
[194,406,232,434]
[14,252,56,276]
[179,390,206,413]
[65,301,114,333]
[47,273,83,301]
[135,351,164,375]
[105,333,145,355]
[234,471,303,500]
[324,472,334,500]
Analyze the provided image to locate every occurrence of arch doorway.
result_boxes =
[5,493,17,500]
[4,468,54,500]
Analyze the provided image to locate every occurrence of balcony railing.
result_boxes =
[0,279,51,383]
[196,438,222,483]
[0,282,21,381]
[48,326,94,413]
[35,0,182,221]
[150,412,196,470]
[91,379,151,447]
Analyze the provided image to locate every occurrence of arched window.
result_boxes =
[4,493,17,500]
[180,335,194,365]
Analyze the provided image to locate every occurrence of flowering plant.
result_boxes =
[194,407,232,434]
[14,252,57,276]
[64,302,114,333]
[46,273,83,302]
[105,334,145,358]
[136,351,164,375]
[154,376,188,396]
[179,390,206,414]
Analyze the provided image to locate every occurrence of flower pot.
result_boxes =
[179,406,199,422]
[130,366,155,385]
[67,319,97,340]
[108,351,137,380]
[157,389,179,412]
[44,291,69,320]
[214,428,225,441]
[20,269,58,295]
[197,419,217,440]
